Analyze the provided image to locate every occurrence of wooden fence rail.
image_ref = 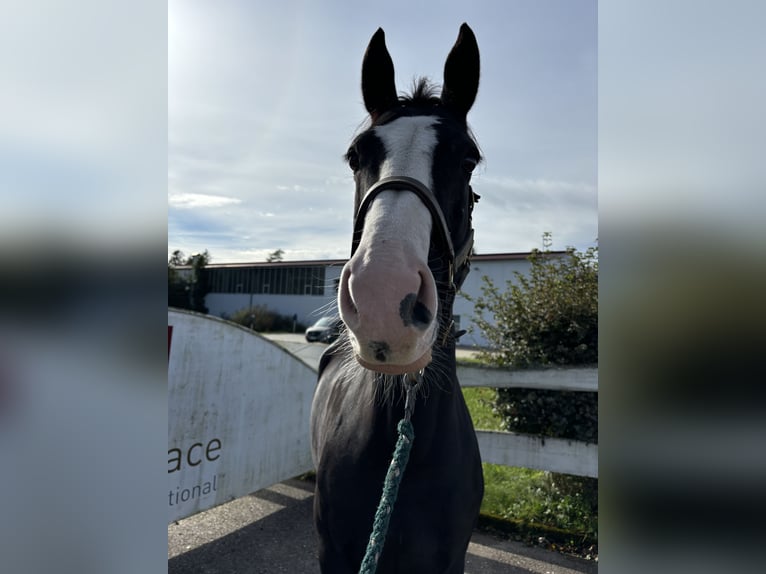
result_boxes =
[457,365,598,478]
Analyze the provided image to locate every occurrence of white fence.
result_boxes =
[168,310,317,523]
[458,365,598,478]
[168,310,596,523]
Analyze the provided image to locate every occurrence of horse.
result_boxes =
[310,24,484,574]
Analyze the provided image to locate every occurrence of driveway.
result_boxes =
[169,478,597,574]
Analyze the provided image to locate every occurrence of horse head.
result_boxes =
[338,24,481,375]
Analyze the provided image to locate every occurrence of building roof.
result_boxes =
[202,259,348,269]
[175,251,567,270]
[472,251,567,261]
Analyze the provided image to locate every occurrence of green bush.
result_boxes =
[463,387,598,549]
[471,244,598,444]
[228,305,306,333]
[494,388,597,444]
[472,246,598,369]
[471,241,598,534]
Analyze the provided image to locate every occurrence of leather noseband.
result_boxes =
[350,176,476,343]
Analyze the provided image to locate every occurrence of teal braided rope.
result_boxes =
[358,418,415,574]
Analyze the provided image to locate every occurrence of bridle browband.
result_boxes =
[350,176,476,346]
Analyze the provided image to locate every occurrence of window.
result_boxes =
[208,265,327,295]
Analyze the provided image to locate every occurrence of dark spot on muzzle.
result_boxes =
[399,293,433,329]
[369,341,390,362]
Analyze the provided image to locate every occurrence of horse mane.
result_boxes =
[400,77,483,159]
[398,77,440,106]
[349,77,481,158]
[361,78,441,129]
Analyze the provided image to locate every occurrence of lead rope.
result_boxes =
[358,371,423,574]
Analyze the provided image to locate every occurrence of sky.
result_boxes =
[168,0,597,263]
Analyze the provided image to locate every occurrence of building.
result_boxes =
[203,259,345,330]
[194,252,560,348]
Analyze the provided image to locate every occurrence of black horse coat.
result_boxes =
[311,341,484,574]
[310,22,484,574]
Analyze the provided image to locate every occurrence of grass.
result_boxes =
[462,387,598,553]
[455,355,488,367]
[461,386,504,431]
[303,382,597,555]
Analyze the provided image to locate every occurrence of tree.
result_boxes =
[168,249,212,313]
[186,252,211,313]
[266,249,284,263]
[169,249,186,266]
[168,265,189,309]
[168,250,188,309]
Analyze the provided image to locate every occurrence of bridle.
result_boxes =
[349,175,478,346]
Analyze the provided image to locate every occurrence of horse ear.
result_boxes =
[441,23,480,118]
[362,28,398,120]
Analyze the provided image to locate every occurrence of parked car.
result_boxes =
[305,316,342,343]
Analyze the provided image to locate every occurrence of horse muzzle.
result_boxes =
[338,244,438,375]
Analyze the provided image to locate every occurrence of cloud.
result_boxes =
[167,3,596,262]
[475,176,596,217]
[469,176,597,253]
[168,193,242,209]
[480,176,596,201]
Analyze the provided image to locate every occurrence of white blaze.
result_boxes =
[338,115,441,372]
[359,116,439,261]
[375,115,439,187]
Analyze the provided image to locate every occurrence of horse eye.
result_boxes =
[346,149,360,172]
[462,157,478,174]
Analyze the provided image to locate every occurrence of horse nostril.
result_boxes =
[339,266,359,316]
[399,292,433,329]
[412,300,432,325]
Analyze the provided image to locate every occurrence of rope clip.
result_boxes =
[402,369,424,422]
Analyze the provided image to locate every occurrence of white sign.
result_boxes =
[168,310,316,522]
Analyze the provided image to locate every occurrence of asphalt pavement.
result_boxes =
[168,478,596,574]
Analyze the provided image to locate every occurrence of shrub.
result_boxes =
[229,305,306,333]
[471,242,598,529]
[472,246,598,369]
[471,245,598,443]
[493,388,597,444]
